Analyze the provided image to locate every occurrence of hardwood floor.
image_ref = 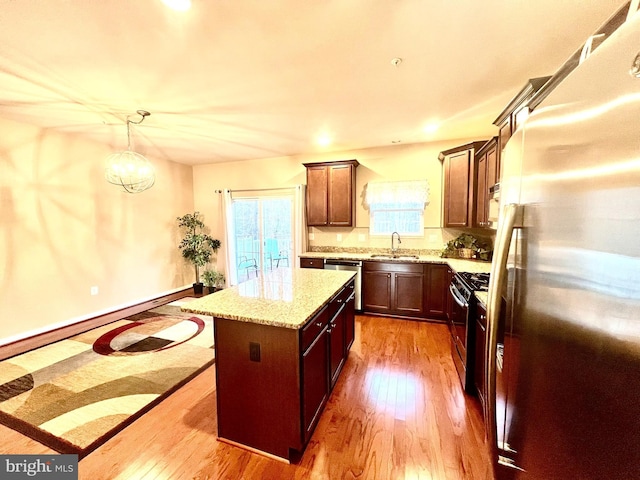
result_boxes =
[0,315,494,480]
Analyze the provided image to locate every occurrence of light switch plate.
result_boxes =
[337,233,342,242]
[358,234,366,242]
[309,233,315,240]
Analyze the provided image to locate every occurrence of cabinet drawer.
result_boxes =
[364,261,424,274]
[300,257,324,269]
[328,286,349,319]
[302,305,329,351]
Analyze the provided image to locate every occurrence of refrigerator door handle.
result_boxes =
[485,203,523,462]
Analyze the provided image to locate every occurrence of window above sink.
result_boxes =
[364,180,430,236]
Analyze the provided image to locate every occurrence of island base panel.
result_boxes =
[214,317,302,460]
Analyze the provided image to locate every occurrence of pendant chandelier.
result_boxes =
[105,110,155,194]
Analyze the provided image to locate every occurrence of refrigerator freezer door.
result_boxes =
[492,13,640,480]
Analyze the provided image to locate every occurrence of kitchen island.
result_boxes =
[182,267,356,461]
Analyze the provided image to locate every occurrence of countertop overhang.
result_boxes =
[181,268,355,329]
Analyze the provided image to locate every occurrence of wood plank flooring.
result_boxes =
[0,315,494,480]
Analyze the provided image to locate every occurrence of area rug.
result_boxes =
[0,298,214,458]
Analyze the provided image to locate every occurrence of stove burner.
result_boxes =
[458,272,490,291]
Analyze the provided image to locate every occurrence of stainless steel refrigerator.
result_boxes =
[485,9,640,480]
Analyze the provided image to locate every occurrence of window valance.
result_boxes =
[364,179,430,208]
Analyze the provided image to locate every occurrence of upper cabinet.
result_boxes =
[304,160,359,227]
[474,137,498,228]
[493,76,550,181]
[439,142,486,228]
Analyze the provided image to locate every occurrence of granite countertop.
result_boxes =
[181,268,355,330]
[475,291,488,307]
[300,251,492,274]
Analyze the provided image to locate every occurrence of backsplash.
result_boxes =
[308,226,494,257]
[308,245,444,256]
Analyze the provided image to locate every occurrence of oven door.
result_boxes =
[448,278,472,390]
[448,281,469,344]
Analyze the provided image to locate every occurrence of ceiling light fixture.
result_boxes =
[161,0,192,11]
[316,134,332,147]
[104,110,155,194]
[423,122,440,134]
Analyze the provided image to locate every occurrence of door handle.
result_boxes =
[486,203,523,455]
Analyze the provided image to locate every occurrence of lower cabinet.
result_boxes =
[474,302,487,415]
[425,263,448,320]
[301,307,329,443]
[302,279,355,441]
[215,279,355,460]
[362,261,449,320]
[300,257,324,269]
[362,262,425,317]
[328,302,346,388]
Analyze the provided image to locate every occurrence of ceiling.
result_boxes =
[0,0,627,165]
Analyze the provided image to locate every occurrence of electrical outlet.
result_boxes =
[249,342,261,362]
[90,286,99,295]
[309,233,315,240]
[428,234,437,243]
[358,234,366,242]
[337,233,342,242]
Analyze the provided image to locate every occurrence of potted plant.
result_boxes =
[202,270,225,294]
[177,212,221,294]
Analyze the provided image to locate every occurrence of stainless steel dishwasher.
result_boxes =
[323,259,362,311]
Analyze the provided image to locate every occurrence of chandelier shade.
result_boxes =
[105,150,156,193]
[104,110,155,194]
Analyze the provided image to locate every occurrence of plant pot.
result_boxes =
[459,248,474,259]
[193,282,204,294]
[206,286,216,294]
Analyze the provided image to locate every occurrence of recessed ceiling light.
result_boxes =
[316,134,332,147]
[161,0,191,11]
[423,122,440,134]
[391,140,402,144]
[391,58,403,67]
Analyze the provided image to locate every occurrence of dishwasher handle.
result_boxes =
[324,260,362,267]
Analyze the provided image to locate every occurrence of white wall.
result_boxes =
[0,117,195,343]
[192,137,488,262]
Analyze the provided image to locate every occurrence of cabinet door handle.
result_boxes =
[337,299,342,303]
[315,322,323,327]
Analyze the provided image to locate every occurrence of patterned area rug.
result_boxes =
[0,298,213,458]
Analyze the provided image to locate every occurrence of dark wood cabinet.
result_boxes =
[328,302,346,388]
[300,257,324,269]
[363,262,425,318]
[493,76,550,188]
[214,279,355,460]
[362,266,393,313]
[440,142,487,228]
[301,307,329,442]
[474,138,498,228]
[304,159,359,227]
[344,283,356,351]
[424,263,448,320]
[474,302,487,416]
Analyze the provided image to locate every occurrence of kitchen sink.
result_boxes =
[370,254,419,260]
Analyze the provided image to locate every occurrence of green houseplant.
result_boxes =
[202,270,225,294]
[177,212,221,294]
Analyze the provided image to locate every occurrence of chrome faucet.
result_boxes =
[391,231,401,255]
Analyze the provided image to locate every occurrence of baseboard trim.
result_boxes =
[0,286,199,362]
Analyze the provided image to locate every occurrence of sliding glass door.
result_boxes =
[231,195,293,283]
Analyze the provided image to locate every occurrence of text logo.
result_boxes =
[0,455,78,479]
